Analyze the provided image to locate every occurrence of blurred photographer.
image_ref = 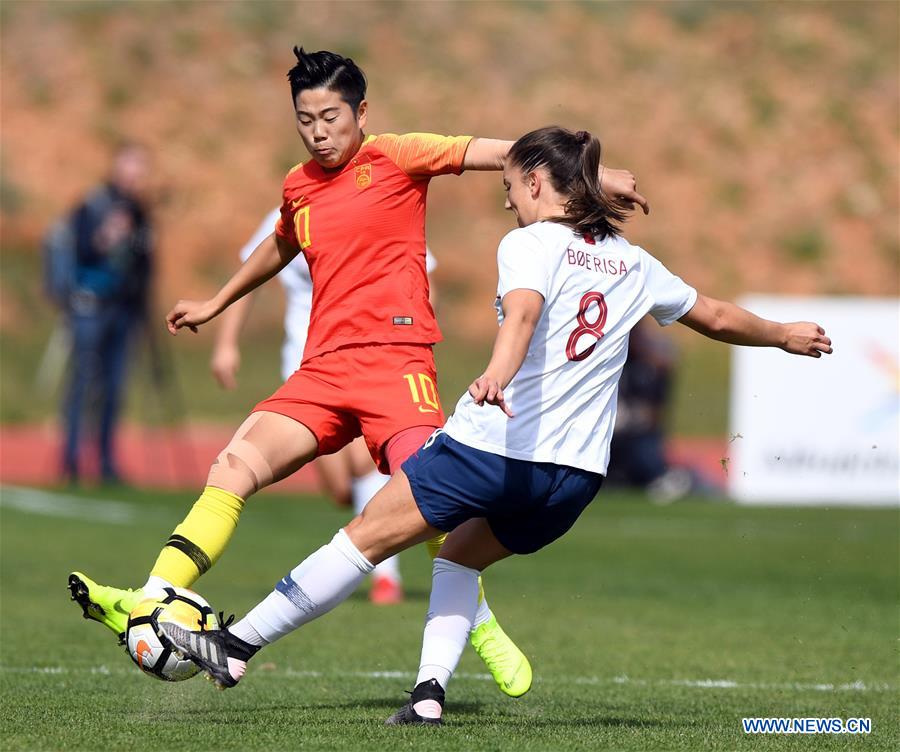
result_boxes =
[45,143,154,484]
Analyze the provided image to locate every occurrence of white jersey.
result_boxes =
[444,221,697,475]
[241,208,437,382]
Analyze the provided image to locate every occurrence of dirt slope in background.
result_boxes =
[2,1,897,340]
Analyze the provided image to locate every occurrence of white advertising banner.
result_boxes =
[729,296,899,505]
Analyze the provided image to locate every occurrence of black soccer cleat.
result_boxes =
[160,620,256,690]
[385,678,445,726]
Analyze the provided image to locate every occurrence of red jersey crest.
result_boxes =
[355,163,372,189]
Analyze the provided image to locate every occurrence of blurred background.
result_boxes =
[1,0,897,498]
[2,6,898,748]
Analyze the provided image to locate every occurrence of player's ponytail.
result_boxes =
[507,127,628,240]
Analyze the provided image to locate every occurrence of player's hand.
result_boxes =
[469,375,514,418]
[165,299,219,335]
[599,167,650,215]
[211,344,241,389]
[781,322,833,358]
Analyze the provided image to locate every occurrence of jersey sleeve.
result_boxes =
[275,163,306,252]
[239,207,282,262]
[371,133,473,178]
[638,248,698,326]
[275,198,300,252]
[496,229,550,301]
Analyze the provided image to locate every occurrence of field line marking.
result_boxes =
[0,485,139,525]
[1,664,893,693]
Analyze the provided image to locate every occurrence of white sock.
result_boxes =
[141,575,173,597]
[473,597,492,629]
[229,620,266,647]
[238,529,374,644]
[352,470,401,583]
[415,557,480,689]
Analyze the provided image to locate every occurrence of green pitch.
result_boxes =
[1,485,897,750]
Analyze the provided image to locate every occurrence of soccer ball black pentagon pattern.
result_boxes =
[125,587,217,682]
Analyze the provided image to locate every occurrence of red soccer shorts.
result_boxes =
[252,343,445,473]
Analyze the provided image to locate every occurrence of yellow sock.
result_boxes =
[424,533,485,604]
[149,486,245,588]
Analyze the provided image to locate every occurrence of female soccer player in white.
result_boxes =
[163,126,832,724]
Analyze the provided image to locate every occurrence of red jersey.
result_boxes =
[275,132,472,363]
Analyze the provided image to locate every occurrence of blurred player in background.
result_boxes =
[68,48,646,697]
[44,143,154,485]
[208,207,438,604]
[161,127,831,725]
[608,317,693,502]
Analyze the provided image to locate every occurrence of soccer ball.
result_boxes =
[126,587,218,681]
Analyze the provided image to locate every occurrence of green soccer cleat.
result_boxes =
[469,613,532,698]
[68,572,143,643]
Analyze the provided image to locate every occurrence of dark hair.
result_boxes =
[507,126,628,240]
[287,47,367,112]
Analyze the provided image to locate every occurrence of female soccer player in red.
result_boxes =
[209,211,445,604]
[68,48,646,697]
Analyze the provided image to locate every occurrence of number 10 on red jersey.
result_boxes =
[404,372,441,414]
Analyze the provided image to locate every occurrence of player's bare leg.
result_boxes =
[344,470,440,559]
[316,439,403,602]
[314,447,353,508]
[436,518,514,571]
[345,437,403,603]
[347,435,378,479]
[69,412,318,643]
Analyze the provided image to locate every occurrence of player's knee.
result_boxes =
[207,438,275,498]
[343,515,391,564]
[343,520,376,560]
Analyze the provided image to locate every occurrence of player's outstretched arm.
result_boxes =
[469,289,544,417]
[679,294,833,357]
[210,294,254,389]
[462,138,515,171]
[462,138,648,213]
[209,231,284,386]
[166,233,296,335]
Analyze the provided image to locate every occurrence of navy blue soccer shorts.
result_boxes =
[401,431,604,555]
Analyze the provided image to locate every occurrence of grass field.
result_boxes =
[1,484,897,750]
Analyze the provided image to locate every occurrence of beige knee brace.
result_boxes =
[206,413,275,498]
